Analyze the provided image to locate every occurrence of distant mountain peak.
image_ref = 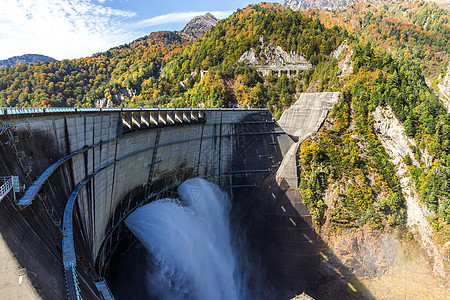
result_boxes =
[0,54,56,69]
[282,0,358,10]
[203,12,216,19]
[180,13,219,41]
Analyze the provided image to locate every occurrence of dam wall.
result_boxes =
[277,92,340,188]
[0,108,285,299]
[0,92,339,299]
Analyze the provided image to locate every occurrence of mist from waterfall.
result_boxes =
[125,178,248,300]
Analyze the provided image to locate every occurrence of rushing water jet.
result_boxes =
[125,178,241,300]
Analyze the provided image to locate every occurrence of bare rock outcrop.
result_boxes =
[93,98,113,108]
[437,63,450,112]
[282,0,358,11]
[332,40,353,77]
[324,229,399,279]
[239,38,312,76]
[93,87,135,108]
[373,105,447,279]
[180,13,218,41]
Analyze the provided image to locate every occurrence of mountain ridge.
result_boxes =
[179,12,219,41]
[0,54,56,69]
[282,0,450,11]
[297,0,450,80]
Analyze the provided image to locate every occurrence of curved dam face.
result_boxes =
[0,108,293,299]
[0,94,339,299]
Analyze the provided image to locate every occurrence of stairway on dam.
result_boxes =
[0,92,339,300]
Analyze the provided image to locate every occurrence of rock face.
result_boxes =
[438,63,450,112]
[282,0,358,10]
[239,38,312,76]
[426,0,450,10]
[332,40,353,77]
[326,229,399,279]
[180,13,218,40]
[0,54,56,68]
[373,106,447,279]
[93,88,135,108]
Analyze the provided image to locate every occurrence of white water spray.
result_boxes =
[125,178,241,300]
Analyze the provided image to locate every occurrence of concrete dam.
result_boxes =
[0,93,339,299]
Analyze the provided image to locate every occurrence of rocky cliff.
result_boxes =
[238,38,312,76]
[282,0,358,10]
[438,63,450,112]
[426,0,450,10]
[180,13,219,41]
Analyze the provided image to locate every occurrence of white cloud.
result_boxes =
[132,10,234,29]
[0,0,137,60]
[0,0,236,61]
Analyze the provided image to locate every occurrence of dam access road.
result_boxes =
[0,93,338,300]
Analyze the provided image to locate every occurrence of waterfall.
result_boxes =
[125,178,242,300]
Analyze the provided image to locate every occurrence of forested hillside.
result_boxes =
[0,54,56,69]
[153,3,346,113]
[294,0,450,241]
[0,31,187,107]
[0,4,347,115]
[303,0,450,79]
[0,2,449,240]
[300,42,450,240]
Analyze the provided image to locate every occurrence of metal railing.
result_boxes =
[62,157,120,299]
[62,174,98,300]
[0,121,12,135]
[0,176,19,202]
[0,177,13,202]
[17,146,90,206]
[0,107,267,116]
[95,279,114,300]
[64,267,82,300]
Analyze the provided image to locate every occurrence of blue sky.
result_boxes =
[0,0,281,61]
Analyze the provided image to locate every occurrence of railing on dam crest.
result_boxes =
[0,106,266,116]
[0,106,267,133]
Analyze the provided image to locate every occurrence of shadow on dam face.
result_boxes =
[0,109,374,299]
[104,113,375,300]
[105,172,376,300]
